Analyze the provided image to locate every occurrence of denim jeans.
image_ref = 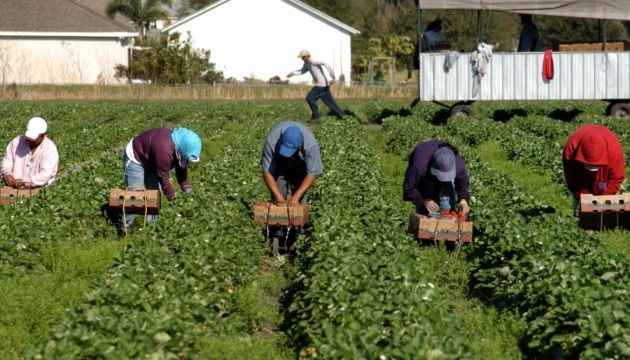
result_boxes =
[306,86,344,119]
[123,153,160,228]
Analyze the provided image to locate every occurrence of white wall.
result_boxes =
[0,37,130,85]
[169,0,354,85]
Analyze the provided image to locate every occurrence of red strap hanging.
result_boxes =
[543,49,554,81]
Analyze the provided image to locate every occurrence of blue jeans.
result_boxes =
[123,153,159,227]
[306,86,344,119]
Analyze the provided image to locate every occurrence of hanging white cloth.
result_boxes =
[470,42,494,97]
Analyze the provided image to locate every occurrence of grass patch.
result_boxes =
[196,255,294,359]
[0,239,126,359]
[364,127,525,360]
[195,335,291,360]
[477,140,572,216]
[593,230,630,260]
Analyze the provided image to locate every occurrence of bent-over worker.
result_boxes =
[261,121,322,253]
[122,127,201,231]
[563,124,625,215]
[403,140,470,216]
[2,117,59,189]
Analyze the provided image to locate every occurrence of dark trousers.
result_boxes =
[268,173,307,250]
[306,86,344,119]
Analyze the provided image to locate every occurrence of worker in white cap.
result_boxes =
[287,49,345,123]
[2,117,59,188]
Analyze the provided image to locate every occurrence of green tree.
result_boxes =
[106,0,173,37]
[115,32,222,84]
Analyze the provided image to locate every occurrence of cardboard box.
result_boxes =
[1,186,40,205]
[580,193,630,213]
[409,213,473,243]
[579,193,630,230]
[558,41,627,52]
[253,201,310,226]
[108,188,160,215]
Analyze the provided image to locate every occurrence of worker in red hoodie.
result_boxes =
[563,124,626,215]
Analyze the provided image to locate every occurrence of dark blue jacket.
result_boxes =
[403,140,470,206]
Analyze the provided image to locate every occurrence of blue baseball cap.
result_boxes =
[171,127,202,162]
[279,127,303,158]
[430,147,456,182]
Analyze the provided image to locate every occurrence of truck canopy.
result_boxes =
[417,0,630,21]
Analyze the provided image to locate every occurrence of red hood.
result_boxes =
[575,133,608,166]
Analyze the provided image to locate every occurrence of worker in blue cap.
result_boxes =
[121,127,202,232]
[261,121,323,253]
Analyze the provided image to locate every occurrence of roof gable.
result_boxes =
[0,0,135,34]
[73,0,135,29]
[163,0,360,35]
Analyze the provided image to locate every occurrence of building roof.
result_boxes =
[73,0,135,28]
[0,0,136,35]
[163,0,360,35]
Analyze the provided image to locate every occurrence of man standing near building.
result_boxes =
[287,49,345,123]
[2,117,59,189]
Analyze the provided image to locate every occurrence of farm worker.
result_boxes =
[287,49,344,123]
[423,19,448,51]
[517,14,543,52]
[2,117,59,189]
[403,140,470,216]
[563,124,625,214]
[122,127,201,229]
[261,121,323,252]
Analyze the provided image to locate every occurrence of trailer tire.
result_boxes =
[610,102,630,119]
[451,104,474,118]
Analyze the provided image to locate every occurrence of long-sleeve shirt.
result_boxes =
[518,23,543,52]
[131,128,189,200]
[1,135,58,187]
[288,60,335,87]
[261,121,323,176]
[563,124,625,198]
[403,140,470,206]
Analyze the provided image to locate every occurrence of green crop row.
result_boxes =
[383,113,630,358]
[0,102,308,271]
[285,119,473,359]
[28,116,275,359]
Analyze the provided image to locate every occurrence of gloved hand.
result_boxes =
[182,185,193,194]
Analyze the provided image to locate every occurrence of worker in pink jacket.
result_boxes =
[2,117,59,189]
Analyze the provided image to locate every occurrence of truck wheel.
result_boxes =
[610,102,630,119]
[451,104,474,118]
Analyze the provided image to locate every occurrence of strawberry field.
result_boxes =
[0,100,628,359]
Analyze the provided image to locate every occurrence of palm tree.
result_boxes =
[106,0,173,37]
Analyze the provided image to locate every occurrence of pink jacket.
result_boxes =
[2,136,59,187]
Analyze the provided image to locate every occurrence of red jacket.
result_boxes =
[563,124,625,198]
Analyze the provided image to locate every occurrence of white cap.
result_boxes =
[25,117,47,140]
[297,49,310,58]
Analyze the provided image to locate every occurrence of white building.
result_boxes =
[163,0,360,86]
[0,0,137,85]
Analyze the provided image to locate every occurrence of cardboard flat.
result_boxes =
[109,188,161,215]
[253,201,309,226]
